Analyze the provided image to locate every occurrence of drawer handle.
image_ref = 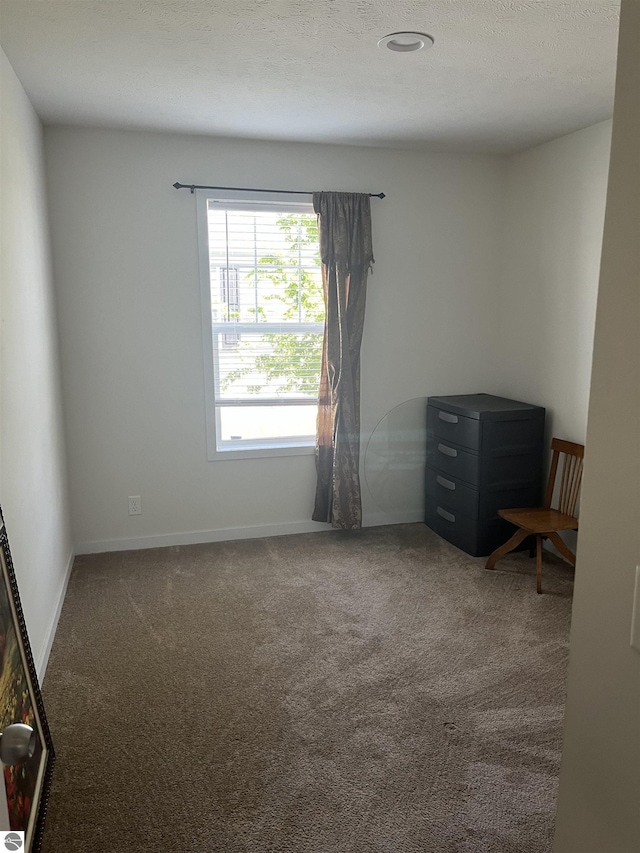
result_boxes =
[437,506,456,523]
[436,475,456,490]
[437,443,458,458]
[438,411,458,424]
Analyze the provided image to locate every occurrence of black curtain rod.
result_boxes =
[173,182,385,199]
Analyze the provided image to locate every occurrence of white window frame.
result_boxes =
[196,189,323,460]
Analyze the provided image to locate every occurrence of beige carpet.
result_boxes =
[41,523,573,853]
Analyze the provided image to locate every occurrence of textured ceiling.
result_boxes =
[0,1,620,153]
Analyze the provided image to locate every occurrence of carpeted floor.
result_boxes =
[41,523,573,853]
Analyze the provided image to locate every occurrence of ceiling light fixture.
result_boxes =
[378,32,435,53]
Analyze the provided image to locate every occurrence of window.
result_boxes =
[197,190,324,459]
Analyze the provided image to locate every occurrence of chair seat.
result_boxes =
[497,507,578,533]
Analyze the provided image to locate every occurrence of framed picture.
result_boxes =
[0,507,55,852]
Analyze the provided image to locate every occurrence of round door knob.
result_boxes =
[0,723,36,765]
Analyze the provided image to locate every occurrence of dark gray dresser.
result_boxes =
[425,393,545,557]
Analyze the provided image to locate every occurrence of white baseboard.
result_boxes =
[75,512,424,556]
[363,510,423,527]
[36,546,75,681]
[75,520,332,555]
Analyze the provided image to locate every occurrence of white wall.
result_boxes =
[44,127,505,551]
[554,0,640,849]
[0,50,73,676]
[498,121,612,556]
[499,121,612,446]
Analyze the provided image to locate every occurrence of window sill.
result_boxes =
[210,443,316,461]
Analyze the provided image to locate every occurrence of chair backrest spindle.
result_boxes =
[545,438,585,518]
[543,448,560,508]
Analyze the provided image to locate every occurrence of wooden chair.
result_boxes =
[485,438,584,593]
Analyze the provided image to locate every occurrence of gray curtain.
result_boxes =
[312,192,374,528]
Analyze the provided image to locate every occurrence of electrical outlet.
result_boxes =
[128,496,141,516]
[631,566,640,652]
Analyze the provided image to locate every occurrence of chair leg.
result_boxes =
[536,534,543,594]
[485,528,529,570]
[547,532,576,567]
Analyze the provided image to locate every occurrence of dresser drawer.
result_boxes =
[425,497,478,555]
[426,439,480,486]
[425,466,479,518]
[425,497,524,557]
[479,483,541,519]
[427,441,543,490]
[427,404,481,451]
